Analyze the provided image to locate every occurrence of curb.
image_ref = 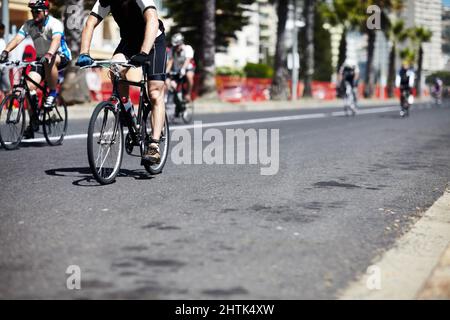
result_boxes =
[339,187,450,300]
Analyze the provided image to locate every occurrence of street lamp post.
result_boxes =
[292,0,299,101]
[2,0,9,42]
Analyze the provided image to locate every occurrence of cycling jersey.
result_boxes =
[18,15,72,60]
[90,0,164,52]
[169,44,195,72]
[396,68,415,89]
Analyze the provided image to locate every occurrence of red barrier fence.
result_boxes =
[92,75,429,104]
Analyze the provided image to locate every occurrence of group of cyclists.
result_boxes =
[337,58,432,118]
[0,0,195,163]
[0,0,446,164]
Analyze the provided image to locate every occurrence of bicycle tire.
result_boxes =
[87,102,124,185]
[43,96,68,146]
[0,94,26,150]
[144,112,170,175]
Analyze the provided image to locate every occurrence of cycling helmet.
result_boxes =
[28,0,50,10]
[344,59,357,68]
[171,33,184,46]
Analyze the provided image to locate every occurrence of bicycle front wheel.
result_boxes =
[87,102,124,185]
[0,94,26,150]
[43,96,68,146]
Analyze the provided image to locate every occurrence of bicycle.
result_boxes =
[81,60,170,185]
[343,81,357,116]
[0,60,68,150]
[166,71,194,124]
[399,87,412,117]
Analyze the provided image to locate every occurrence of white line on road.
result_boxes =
[21,105,400,144]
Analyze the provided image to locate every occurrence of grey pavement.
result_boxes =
[0,100,449,299]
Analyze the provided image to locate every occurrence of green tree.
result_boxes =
[164,0,255,57]
[386,19,408,97]
[411,26,432,97]
[300,1,333,82]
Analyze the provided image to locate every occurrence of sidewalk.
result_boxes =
[417,244,450,299]
[67,97,431,120]
[339,187,450,300]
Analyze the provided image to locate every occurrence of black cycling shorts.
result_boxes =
[30,54,70,78]
[113,33,167,82]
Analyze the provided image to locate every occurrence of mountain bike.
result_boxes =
[166,71,194,124]
[81,60,170,185]
[0,60,68,150]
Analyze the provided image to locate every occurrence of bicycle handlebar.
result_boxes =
[79,60,137,70]
[0,60,41,69]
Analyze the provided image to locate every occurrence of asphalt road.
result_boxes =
[1,101,450,299]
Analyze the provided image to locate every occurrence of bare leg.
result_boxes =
[185,71,195,102]
[43,54,61,91]
[148,80,166,141]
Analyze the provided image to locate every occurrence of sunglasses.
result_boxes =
[31,9,44,14]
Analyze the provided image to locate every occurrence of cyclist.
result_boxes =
[0,22,11,96]
[77,0,166,164]
[432,77,443,105]
[395,61,415,117]
[0,0,71,138]
[338,59,359,114]
[166,33,195,103]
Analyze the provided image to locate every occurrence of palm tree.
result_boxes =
[412,27,432,97]
[399,48,416,65]
[319,0,354,73]
[270,0,289,100]
[303,0,315,97]
[199,0,217,98]
[387,20,408,97]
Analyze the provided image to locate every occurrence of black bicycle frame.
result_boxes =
[108,65,152,146]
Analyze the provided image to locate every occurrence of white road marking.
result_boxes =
[20,105,407,144]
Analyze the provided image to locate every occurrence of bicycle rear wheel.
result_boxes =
[143,112,170,175]
[0,94,26,150]
[182,100,194,124]
[87,102,124,185]
[43,96,68,146]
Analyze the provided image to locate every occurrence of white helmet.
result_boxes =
[171,33,184,46]
[344,59,357,68]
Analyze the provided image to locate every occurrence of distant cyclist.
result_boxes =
[395,61,415,117]
[166,33,195,102]
[338,59,360,115]
[432,77,443,105]
[0,0,71,137]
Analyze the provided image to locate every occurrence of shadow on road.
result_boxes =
[45,167,155,186]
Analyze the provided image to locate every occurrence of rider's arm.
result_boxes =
[180,46,194,73]
[80,0,109,55]
[395,74,400,88]
[3,34,25,54]
[47,34,62,56]
[80,15,103,55]
[166,58,173,73]
[409,71,415,89]
[140,7,159,54]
